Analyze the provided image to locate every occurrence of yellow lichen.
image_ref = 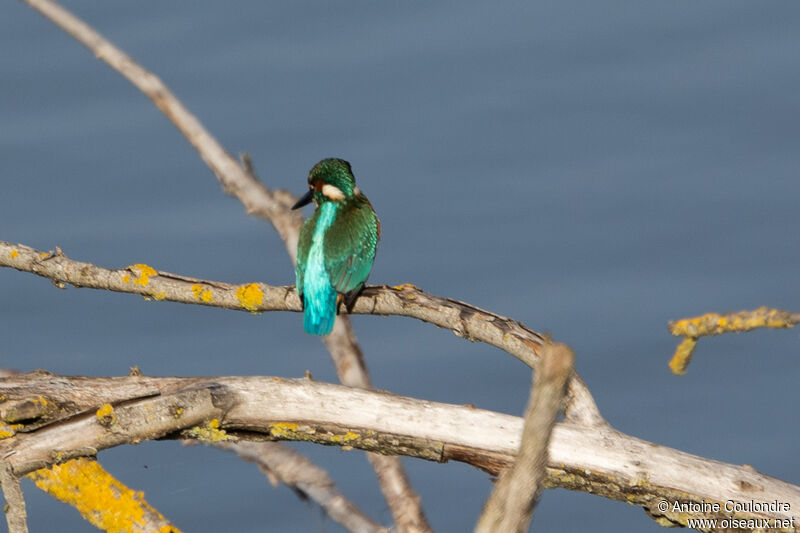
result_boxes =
[0,422,24,439]
[127,264,158,287]
[330,431,360,443]
[191,284,214,303]
[95,403,117,426]
[668,307,796,374]
[40,252,48,258]
[670,307,794,337]
[186,418,230,442]
[152,291,167,301]
[669,337,698,375]
[27,458,183,533]
[10,249,19,259]
[121,273,131,283]
[34,396,48,406]
[235,283,263,312]
[269,422,300,439]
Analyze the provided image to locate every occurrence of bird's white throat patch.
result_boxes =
[321,184,346,201]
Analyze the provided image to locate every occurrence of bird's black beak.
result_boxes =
[291,189,314,210]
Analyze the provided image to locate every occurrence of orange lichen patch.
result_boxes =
[40,252,48,258]
[27,458,182,533]
[96,403,117,426]
[235,283,263,312]
[127,264,158,287]
[10,249,19,259]
[190,284,214,303]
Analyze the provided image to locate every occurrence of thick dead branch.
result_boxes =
[207,441,390,533]
[475,343,574,533]
[1,373,799,530]
[668,307,800,374]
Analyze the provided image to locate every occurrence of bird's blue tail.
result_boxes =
[303,289,337,336]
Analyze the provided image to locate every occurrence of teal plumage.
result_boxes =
[293,159,380,335]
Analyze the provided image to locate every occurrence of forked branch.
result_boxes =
[668,307,800,374]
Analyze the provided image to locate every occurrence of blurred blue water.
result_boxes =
[2,1,799,532]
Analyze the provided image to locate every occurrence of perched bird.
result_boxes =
[292,158,380,335]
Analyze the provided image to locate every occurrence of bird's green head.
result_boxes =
[292,158,358,209]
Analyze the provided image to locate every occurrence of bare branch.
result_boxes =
[668,306,800,374]
[1,462,29,533]
[475,343,574,533]
[1,373,799,530]
[206,441,390,533]
[27,458,181,533]
[0,239,602,415]
[0,241,547,368]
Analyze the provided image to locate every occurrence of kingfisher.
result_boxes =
[292,158,380,335]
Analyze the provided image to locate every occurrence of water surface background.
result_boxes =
[2,2,799,531]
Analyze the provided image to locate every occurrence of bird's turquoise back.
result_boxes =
[296,202,339,335]
[295,195,379,335]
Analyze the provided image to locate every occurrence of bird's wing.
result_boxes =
[323,199,379,295]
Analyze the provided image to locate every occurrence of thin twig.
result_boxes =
[668,307,799,374]
[206,441,391,533]
[1,373,799,530]
[1,462,29,533]
[475,343,574,533]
